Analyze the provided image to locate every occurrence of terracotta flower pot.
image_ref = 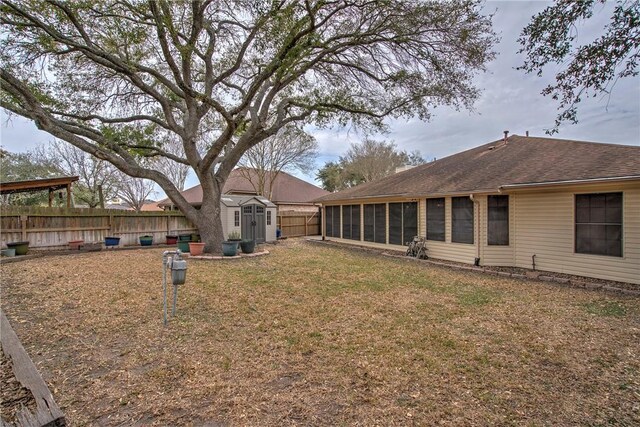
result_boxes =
[69,240,84,250]
[189,242,206,256]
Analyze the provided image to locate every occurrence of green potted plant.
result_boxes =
[139,235,153,246]
[228,230,241,241]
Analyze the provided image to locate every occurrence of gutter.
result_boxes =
[500,175,640,190]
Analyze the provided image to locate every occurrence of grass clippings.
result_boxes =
[1,239,639,426]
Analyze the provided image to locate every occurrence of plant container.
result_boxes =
[1,248,16,257]
[177,241,190,253]
[105,236,120,247]
[139,235,154,246]
[222,241,238,256]
[166,235,178,245]
[178,234,191,242]
[6,241,29,256]
[68,240,84,250]
[240,239,256,254]
[191,233,201,242]
[189,242,206,256]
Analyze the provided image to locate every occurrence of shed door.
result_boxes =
[242,204,266,243]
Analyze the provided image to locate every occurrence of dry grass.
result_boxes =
[1,239,639,426]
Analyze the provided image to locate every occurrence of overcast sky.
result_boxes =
[1,1,639,194]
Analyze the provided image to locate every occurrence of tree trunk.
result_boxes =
[194,180,225,254]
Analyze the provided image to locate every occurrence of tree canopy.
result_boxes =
[317,139,425,192]
[0,148,62,205]
[0,0,496,251]
[518,0,640,132]
[238,125,318,199]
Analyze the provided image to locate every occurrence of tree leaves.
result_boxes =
[518,0,640,132]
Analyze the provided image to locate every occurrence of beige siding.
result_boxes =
[322,183,639,284]
[221,205,241,239]
[266,207,277,242]
[512,184,640,284]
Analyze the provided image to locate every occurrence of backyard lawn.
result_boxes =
[1,239,639,426]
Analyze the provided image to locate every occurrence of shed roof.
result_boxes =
[220,195,277,208]
[316,135,640,202]
[0,176,79,194]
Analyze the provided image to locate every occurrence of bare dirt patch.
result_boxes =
[1,239,639,425]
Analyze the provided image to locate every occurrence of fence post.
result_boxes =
[305,216,308,236]
[20,215,28,241]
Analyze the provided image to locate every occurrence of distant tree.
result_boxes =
[114,171,157,212]
[238,125,318,199]
[40,142,119,208]
[0,1,496,252]
[343,139,425,183]
[316,161,348,192]
[0,148,62,205]
[152,138,191,191]
[316,139,425,191]
[518,0,640,132]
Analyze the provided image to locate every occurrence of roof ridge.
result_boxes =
[508,134,637,149]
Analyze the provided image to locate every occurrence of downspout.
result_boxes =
[469,194,481,266]
[320,205,325,241]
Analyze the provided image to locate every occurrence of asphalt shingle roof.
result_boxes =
[316,135,640,202]
[158,168,328,207]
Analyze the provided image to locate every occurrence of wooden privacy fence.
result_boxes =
[277,211,321,237]
[0,206,197,249]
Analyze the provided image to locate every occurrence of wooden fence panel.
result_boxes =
[277,211,321,237]
[0,206,197,249]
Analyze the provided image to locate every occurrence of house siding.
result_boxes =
[321,181,639,284]
[510,183,640,284]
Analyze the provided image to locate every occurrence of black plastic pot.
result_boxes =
[240,239,256,254]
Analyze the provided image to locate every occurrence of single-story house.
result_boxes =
[158,168,328,214]
[220,195,277,243]
[315,134,640,284]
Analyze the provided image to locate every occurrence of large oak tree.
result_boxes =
[1,0,496,253]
